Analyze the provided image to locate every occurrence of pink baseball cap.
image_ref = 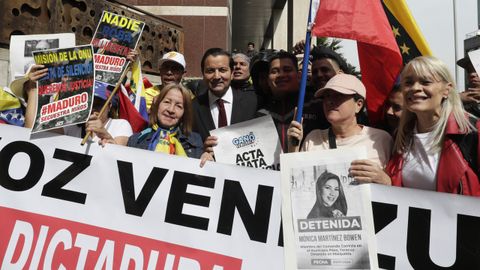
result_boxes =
[314,74,366,99]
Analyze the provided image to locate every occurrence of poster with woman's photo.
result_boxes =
[281,147,378,270]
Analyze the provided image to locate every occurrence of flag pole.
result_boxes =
[292,0,315,146]
[80,61,132,145]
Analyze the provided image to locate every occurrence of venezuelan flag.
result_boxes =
[118,59,149,132]
[127,60,150,121]
[313,0,403,124]
[0,87,25,126]
[141,76,162,111]
[382,0,433,63]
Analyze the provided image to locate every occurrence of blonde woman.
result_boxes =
[387,56,480,196]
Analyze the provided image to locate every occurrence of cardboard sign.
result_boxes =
[281,148,378,269]
[91,11,145,85]
[31,45,95,133]
[210,115,282,170]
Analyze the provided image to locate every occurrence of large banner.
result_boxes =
[31,45,95,133]
[9,33,76,83]
[2,125,480,270]
[281,148,378,270]
[0,125,284,269]
[91,11,145,85]
[371,184,480,270]
[210,115,282,170]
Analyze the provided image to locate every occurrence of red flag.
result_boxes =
[118,85,148,133]
[312,0,403,124]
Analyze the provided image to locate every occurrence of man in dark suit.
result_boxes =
[193,48,258,150]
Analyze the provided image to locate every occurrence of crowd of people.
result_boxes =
[2,39,480,198]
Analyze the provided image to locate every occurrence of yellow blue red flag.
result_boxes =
[382,0,433,63]
[118,59,149,132]
[0,87,24,126]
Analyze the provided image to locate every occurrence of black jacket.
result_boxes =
[192,88,259,142]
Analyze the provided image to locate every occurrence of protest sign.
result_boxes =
[210,115,282,170]
[468,48,480,75]
[2,125,480,269]
[371,184,480,270]
[31,45,95,133]
[91,11,145,85]
[281,148,378,270]
[0,125,284,269]
[9,33,76,83]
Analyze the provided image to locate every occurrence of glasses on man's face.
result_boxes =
[160,63,184,74]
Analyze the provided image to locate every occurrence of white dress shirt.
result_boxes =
[208,87,233,128]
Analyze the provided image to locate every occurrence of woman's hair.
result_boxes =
[315,171,347,216]
[149,83,193,135]
[394,56,475,154]
[201,48,234,72]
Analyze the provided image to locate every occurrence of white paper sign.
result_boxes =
[9,33,76,82]
[210,115,282,170]
[468,48,480,76]
[281,148,378,270]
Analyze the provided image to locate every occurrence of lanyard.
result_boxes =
[328,128,337,149]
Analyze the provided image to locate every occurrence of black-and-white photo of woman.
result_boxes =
[307,171,347,218]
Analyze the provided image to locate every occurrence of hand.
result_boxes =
[99,138,116,147]
[292,40,306,55]
[127,49,140,62]
[24,64,48,93]
[199,152,215,168]
[460,88,480,104]
[349,159,391,185]
[287,120,303,152]
[98,38,110,49]
[332,209,345,218]
[28,64,48,81]
[85,113,112,140]
[287,107,304,153]
[203,135,218,154]
[23,65,48,128]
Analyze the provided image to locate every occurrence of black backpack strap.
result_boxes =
[328,128,337,149]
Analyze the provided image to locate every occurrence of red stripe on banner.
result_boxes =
[0,206,242,269]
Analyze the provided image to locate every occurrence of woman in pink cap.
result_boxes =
[287,73,393,185]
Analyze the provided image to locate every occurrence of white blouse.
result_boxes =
[402,130,440,191]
